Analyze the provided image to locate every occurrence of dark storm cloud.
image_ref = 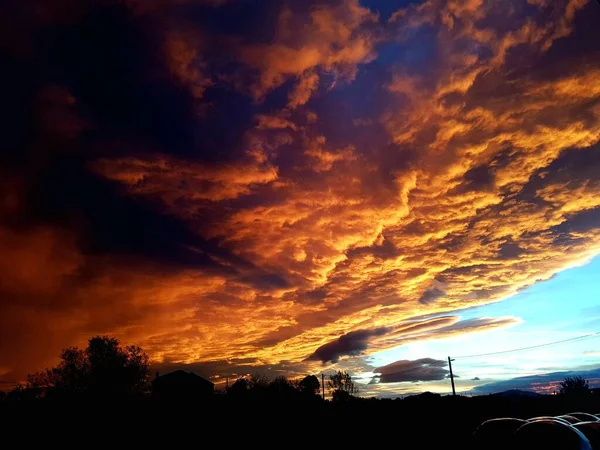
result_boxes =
[419,287,445,305]
[346,235,401,259]
[458,164,496,193]
[0,0,310,383]
[0,0,298,279]
[1,2,215,240]
[306,327,391,363]
[374,358,449,383]
[497,242,525,260]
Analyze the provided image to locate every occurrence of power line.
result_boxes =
[453,331,600,359]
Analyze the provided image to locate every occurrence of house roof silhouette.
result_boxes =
[154,370,213,385]
[152,370,214,396]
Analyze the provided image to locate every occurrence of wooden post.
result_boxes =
[448,357,456,396]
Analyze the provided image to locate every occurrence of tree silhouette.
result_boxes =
[26,336,150,397]
[228,377,250,396]
[27,347,88,394]
[559,375,590,396]
[248,373,271,390]
[298,375,320,397]
[327,370,358,401]
[268,376,297,399]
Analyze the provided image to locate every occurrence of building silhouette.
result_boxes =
[152,370,214,400]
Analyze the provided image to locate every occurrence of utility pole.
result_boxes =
[322,373,325,400]
[448,356,456,396]
[226,376,229,391]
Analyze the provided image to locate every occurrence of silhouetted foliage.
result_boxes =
[228,377,250,396]
[248,373,271,391]
[298,374,320,396]
[328,370,358,401]
[26,336,150,398]
[559,376,590,397]
[227,374,321,402]
[5,384,28,402]
[268,376,297,398]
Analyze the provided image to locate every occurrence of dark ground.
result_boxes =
[2,394,599,448]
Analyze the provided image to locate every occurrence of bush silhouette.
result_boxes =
[328,370,358,401]
[298,375,320,397]
[560,376,590,397]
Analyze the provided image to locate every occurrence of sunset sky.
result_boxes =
[1,0,600,396]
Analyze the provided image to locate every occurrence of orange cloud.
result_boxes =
[92,155,279,203]
[4,0,600,388]
[89,0,600,375]
[0,227,81,298]
[163,31,212,99]
[239,0,378,101]
[288,71,320,109]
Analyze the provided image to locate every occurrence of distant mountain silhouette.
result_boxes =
[404,391,442,400]
[492,389,544,398]
[470,367,600,395]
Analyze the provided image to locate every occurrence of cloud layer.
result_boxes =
[1,0,600,386]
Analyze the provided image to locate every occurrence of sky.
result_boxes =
[1,0,600,396]
[360,255,600,396]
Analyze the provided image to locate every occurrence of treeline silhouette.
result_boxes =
[2,337,362,405]
[1,337,599,449]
